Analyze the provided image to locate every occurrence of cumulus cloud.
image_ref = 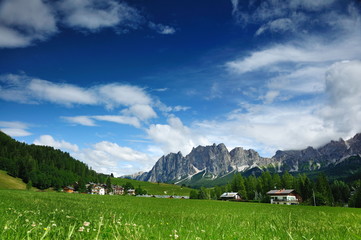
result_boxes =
[320,60,361,134]
[148,22,176,35]
[34,135,79,152]
[73,141,155,176]
[0,0,57,48]
[57,0,142,32]
[0,121,32,137]
[147,116,210,155]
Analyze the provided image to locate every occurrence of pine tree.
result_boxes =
[26,180,32,191]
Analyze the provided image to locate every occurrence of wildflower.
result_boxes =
[52,223,57,227]
[44,228,47,231]
[83,222,90,227]
[78,227,85,232]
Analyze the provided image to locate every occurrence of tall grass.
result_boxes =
[0,190,361,239]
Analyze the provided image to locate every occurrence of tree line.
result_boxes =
[0,131,107,190]
[189,171,361,208]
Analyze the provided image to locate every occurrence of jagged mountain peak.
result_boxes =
[130,133,361,185]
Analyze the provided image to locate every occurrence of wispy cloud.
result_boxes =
[0,121,32,137]
[57,0,143,32]
[0,0,176,48]
[148,22,176,35]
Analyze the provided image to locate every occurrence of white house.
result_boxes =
[266,189,301,205]
[220,192,241,201]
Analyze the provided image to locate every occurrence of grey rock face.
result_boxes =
[132,133,361,183]
[272,133,361,171]
[135,143,270,183]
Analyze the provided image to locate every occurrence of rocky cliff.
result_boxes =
[131,133,361,184]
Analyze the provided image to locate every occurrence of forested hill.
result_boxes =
[0,131,106,189]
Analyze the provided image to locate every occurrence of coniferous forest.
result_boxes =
[0,131,107,190]
[190,171,361,208]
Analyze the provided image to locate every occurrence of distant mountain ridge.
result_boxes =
[129,133,361,185]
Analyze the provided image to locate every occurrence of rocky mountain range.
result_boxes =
[126,133,361,185]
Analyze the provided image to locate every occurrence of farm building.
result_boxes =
[92,185,106,195]
[127,189,136,195]
[63,186,74,193]
[220,192,241,201]
[266,189,302,205]
[112,185,125,195]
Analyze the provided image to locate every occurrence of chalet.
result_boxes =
[112,185,124,195]
[266,189,302,205]
[63,186,74,193]
[92,185,106,195]
[220,192,241,201]
[127,189,136,195]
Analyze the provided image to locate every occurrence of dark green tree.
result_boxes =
[106,177,113,194]
[26,180,32,190]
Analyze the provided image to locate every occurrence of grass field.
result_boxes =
[112,178,192,196]
[0,170,27,190]
[1,190,361,239]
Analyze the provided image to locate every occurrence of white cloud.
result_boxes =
[73,141,155,176]
[98,83,152,109]
[0,75,160,126]
[93,115,141,128]
[121,104,157,121]
[62,116,97,126]
[57,0,142,32]
[320,60,361,134]
[255,18,294,36]
[226,38,361,75]
[0,0,57,48]
[1,128,32,137]
[29,79,97,105]
[33,135,79,152]
[0,121,31,137]
[173,106,191,112]
[147,116,210,155]
[0,25,31,48]
[0,0,173,48]
[148,22,176,35]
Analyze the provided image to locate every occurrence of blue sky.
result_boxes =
[1,0,361,176]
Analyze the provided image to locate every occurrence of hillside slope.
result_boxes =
[0,170,26,190]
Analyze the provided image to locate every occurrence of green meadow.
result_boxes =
[1,190,361,239]
[111,178,192,196]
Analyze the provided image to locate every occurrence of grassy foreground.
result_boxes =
[1,190,361,240]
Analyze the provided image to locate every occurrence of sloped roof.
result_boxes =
[266,189,296,195]
[220,192,240,198]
